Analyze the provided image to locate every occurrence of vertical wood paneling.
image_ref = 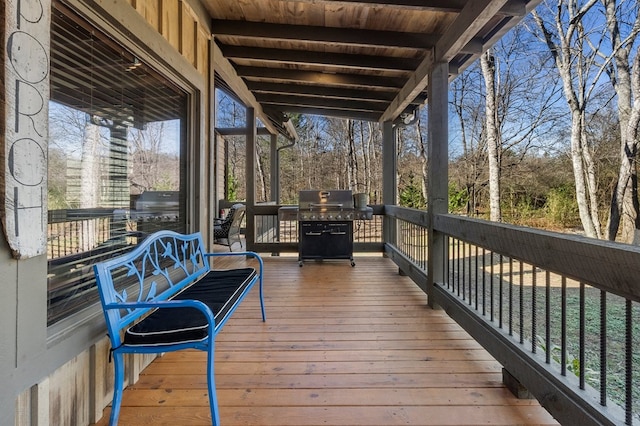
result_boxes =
[90,339,111,424]
[131,0,141,13]
[31,378,49,426]
[131,0,210,73]
[161,0,181,52]
[48,352,90,426]
[14,337,159,426]
[197,26,210,76]
[142,1,161,32]
[14,389,30,426]
[181,2,197,66]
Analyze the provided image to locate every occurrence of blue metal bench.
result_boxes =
[93,230,265,426]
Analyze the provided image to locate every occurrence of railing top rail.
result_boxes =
[434,213,640,303]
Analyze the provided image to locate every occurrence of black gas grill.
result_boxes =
[297,190,356,267]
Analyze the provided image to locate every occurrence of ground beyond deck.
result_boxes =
[92,255,558,425]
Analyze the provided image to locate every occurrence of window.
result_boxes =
[47,3,188,325]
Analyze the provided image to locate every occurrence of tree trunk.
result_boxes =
[346,120,358,190]
[570,111,600,238]
[255,141,268,202]
[416,119,428,204]
[481,50,502,222]
[532,3,601,238]
[602,0,640,242]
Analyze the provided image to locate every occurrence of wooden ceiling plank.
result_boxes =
[212,20,438,49]
[272,0,467,12]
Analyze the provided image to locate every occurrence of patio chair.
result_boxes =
[214,203,245,251]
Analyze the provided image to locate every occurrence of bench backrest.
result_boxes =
[93,230,210,346]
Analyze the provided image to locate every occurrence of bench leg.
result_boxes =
[109,352,125,426]
[207,342,221,426]
[259,275,266,322]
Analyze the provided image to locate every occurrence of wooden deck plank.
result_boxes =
[159,348,497,362]
[109,405,556,425]
[119,387,545,407]
[91,256,558,426]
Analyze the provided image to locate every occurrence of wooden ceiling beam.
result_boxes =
[219,45,422,72]
[436,0,509,62]
[212,20,438,49]
[255,93,388,113]
[248,81,426,105]
[247,81,398,102]
[264,104,382,121]
[237,66,407,89]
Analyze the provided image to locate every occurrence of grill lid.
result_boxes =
[298,190,353,210]
[297,190,354,221]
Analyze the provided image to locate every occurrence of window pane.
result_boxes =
[47,3,188,325]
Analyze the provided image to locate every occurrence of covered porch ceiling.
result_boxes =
[205,0,540,138]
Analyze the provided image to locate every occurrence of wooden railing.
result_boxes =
[382,209,639,426]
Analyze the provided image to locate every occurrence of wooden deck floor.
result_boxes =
[93,254,558,425]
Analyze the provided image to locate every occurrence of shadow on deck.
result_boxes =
[92,255,558,425]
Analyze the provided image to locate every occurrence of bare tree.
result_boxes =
[255,136,269,202]
[346,119,359,190]
[600,0,640,242]
[532,0,603,239]
[415,118,428,204]
[481,49,502,222]
[450,71,487,216]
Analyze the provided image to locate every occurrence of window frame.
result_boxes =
[47,0,207,341]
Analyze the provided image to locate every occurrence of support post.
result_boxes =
[245,108,256,250]
[427,61,449,308]
[382,120,396,247]
[270,133,278,203]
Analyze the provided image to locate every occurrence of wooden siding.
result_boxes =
[91,256,558,425]
[129,0,211,77]
[161,0,181,52]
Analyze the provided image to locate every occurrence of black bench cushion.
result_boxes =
[123,267,256,346]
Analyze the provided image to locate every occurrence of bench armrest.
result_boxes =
[205,251,264,274]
